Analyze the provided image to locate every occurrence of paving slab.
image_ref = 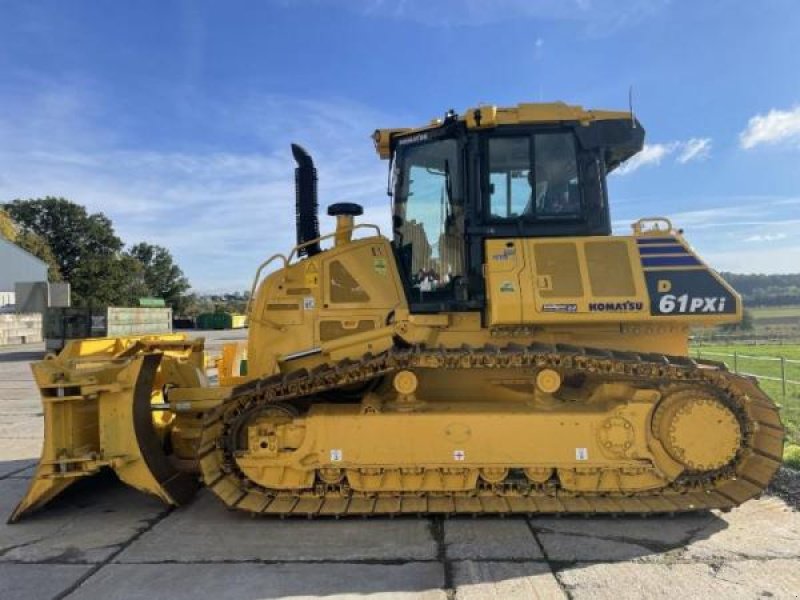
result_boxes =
[0,563,93,600]
[0,476,167,563]
[533,509,733,562]
[714,558,800,597]
[0,415,43,439]
[0,372,35,381]
[0,384,36,395]
[537,531,659,563]
[0,458,36,478]
[444,517,543,560]
[0,437,42,463]
[5,464,35,479]
[116,489,437,563]
[680,496,800,561]
[0,395,43,415]
[557,560,793,599]
[69,562,446,600]
[453,561,566,599]
[531,510,718,547]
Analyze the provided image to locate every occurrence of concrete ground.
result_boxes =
[1,331,799,599]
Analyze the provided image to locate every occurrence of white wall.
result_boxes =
[0,313,42,345]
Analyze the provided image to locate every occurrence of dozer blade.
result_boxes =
[9,338,202,523]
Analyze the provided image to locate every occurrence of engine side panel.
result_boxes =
[486,233,741,327]
[247,236,407,378]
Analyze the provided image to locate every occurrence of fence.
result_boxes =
[692,349,800,400]
[692,333,800,345]
[692,348,800,444]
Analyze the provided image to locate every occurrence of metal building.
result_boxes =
[0,237,48,292]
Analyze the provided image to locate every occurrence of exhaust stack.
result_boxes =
[291,144,321,257]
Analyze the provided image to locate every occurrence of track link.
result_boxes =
[198,343,785,517]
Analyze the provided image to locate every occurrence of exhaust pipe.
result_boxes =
[291,144,321,257]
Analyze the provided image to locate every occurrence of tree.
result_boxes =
[0,209,15,240]
[5,197,136,306]
[75,254,151,307]
[721,272,800,306]
[127,242,191,311]
[181,293,215,317]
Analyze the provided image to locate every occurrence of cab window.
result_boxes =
[489,137,531,219]
[534,133,580,216]
[488,132,581,220]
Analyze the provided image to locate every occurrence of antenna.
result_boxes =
[629,85,637,129]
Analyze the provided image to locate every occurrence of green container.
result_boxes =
[196,313,215,329]
[218,313,233,329]
[197,312,235,330]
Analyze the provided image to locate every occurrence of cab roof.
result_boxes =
[373,101,635,159]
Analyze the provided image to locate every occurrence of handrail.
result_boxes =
[287,223,382,263]
[631,217,675,236]
[245,253,289,319]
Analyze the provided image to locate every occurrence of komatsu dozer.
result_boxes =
[11,102,785,521]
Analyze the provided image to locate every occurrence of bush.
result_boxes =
[784,444,800,470]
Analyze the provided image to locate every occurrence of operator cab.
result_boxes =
[385,103,644,313]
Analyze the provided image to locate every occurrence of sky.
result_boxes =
[1,0,799,292]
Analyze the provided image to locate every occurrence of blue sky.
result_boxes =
[1,0,799,291]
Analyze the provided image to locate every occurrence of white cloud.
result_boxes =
[739,106,800,149]
[677,137,711,163]
[615,137,713,175]
[614,142,678,175]
[744,232,788,243]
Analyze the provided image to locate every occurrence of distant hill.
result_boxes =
[721,273,800,306]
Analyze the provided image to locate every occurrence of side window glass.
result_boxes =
[395,139,465,298]
[488,137,531,219]
[534,133,580,216]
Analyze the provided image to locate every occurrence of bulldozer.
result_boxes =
[10,102,784,521]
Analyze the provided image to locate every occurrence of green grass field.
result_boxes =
[691,342,800,446]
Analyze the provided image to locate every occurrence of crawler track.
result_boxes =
[198,343,784,516]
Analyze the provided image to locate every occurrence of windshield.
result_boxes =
[489,132,581,220]
[394,138,464,299]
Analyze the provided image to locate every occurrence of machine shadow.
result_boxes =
[0,350,45,363]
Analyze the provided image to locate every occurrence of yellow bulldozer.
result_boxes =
[10,102,784,521]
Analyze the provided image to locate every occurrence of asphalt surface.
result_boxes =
[1,331,799,599]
